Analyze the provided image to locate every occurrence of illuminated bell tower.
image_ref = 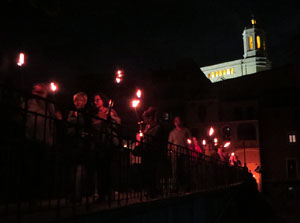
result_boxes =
[243,17,268,59]
[200,16,271,83]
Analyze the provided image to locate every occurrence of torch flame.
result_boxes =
[209,127,214,136]
[136,89,142,98]
[202,139,206,145]
[50,82,57,92]
[117,70,123,77]
[224,142,231,148]
[17,53,25,66]
[187,138,192,144]
[115,77,121,84]
[132,99,140,108]
[214,138,218,145]
[139,130,143,138]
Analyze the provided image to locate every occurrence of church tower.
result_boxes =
[243,17,268,59]
[200,16,271,83]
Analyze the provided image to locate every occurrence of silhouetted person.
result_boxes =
[66,92,90,201]
[136,107,166,198]
[168,116,191,191]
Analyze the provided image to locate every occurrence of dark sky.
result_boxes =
[1,0,300,80]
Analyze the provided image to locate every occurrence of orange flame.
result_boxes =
[209,127,214,136]
[17,53,25,66]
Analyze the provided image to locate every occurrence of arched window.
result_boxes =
[256,35,261,49]
[249,36,253,50]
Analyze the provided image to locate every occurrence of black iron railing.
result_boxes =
[0,83,252,222]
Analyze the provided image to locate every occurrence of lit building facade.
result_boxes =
[200,18,271,83]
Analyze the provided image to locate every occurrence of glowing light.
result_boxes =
[117,70,123,77]
[131,99,140,108]
[17,53,25,66]
[108,99,114,108]
[202,139,206,145]
[136,89,142,98]
[50,82,57,92]
[231,152,235,156]
[224,141,231,148]
[115,70,124,84]
[187,139,192,144]
[139,130,143,138]
[251,19,256,25]
[249,36,253,50]
[256,35,261,49]
[214,138,218,145]
[209,127,214,136]
[115,77,121,83]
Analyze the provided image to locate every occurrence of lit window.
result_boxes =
[216,72,218,77]
[211,72,215,78]
[208,73,211,78]
[230,68,234,74]
[289,134,296,143]
[251,19,256,25]
[256,36,261,49]
[249,36,253,50]
[223,70,226,75]
[227,69,230,75]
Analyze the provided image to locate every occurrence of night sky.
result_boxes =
[2,1,300,78]
[1,0,300,122]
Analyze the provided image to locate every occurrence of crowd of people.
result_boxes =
[12,82,242,201]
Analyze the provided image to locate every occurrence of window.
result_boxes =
[230,68,234,74]
[249,36,253,50]
[256,35,261,49]
[207,73,211,78]
[286,159,298,178]
[227,69,230,75]
[288,134,296,143]
[211,72,215,78]
[223,70,226,75]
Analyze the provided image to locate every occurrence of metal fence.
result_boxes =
[0,83,251,222]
